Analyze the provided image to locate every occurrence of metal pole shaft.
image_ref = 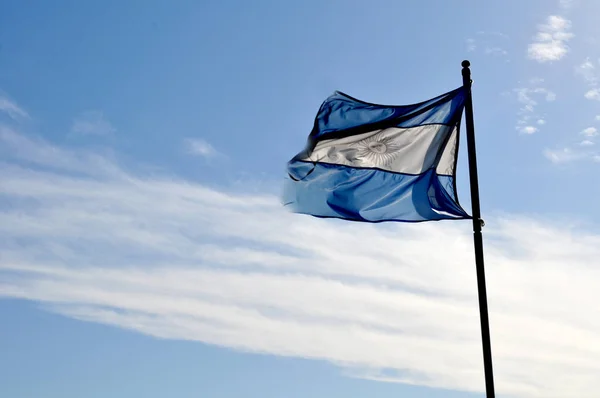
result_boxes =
[461,60,496,398]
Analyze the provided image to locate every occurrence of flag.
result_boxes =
[283,87,471,223]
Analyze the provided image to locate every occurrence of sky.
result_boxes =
[2,0,600,397]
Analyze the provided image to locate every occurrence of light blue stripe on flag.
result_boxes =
[283,87,470,223]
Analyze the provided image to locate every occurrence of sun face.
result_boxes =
[353,131,403,167]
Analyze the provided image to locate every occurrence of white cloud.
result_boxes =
[0,95,28,120]
[5,128,600,397]
[527,16,574,62]
[580,140,594,146]
[581,127,598,137]
[185,138,219,158]
[585,89,600,100]
[537,119,546,125]
[519,126,538,134]
[596,115,600,121]
[71,111,116,135]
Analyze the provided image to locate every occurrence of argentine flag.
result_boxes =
[283,87,471,223]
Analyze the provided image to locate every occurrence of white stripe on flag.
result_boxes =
[302,124,457,176]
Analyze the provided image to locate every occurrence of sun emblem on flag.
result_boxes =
[353,131,403,167]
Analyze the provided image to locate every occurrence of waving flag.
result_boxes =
[283,62,498,398]
[283,87,470,222]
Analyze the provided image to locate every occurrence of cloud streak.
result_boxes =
[71,110,116,135]
[185,138,220,158]
[0,95,29,120]
[2,127,600,398]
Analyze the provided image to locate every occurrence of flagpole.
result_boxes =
[461,60,496,398]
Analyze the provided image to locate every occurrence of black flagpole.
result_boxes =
[461,60,496,398]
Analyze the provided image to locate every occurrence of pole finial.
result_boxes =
[461,60,472,84]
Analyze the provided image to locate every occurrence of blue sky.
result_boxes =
[2,0,600,397]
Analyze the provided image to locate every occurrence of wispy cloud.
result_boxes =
[575,58,598,85]
[543,127,600,163]
[514,79,556,133]
[528,16,574,62]
[575,58,600,101]
[542,127,600,164]
[71,111,116,136]
[3,126,600,398]
[0,95,29,120]
[466,38,476,52]
[465,31,509,58]
[477,30,509,39]
[484,47,508,56]
[185,138,221,158]
[559,0,575,9]
[543,147,586,163]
